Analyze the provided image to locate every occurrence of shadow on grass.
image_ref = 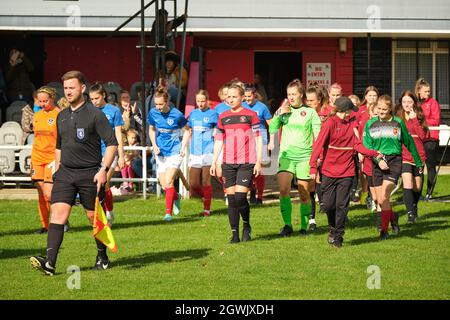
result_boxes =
[81,248,211,271]
[0,248,45,260]
[253,225,330,242]
[348,219,449,246]
[0,215,202,237]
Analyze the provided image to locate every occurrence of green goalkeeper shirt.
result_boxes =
[363,115,423,167]
[269,105,321,162]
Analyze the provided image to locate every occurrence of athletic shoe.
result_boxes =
[34,228,48,234]
[106,211,114,226]
[92,255,110,271]
[299,229,307,236]
[391,216,400,234]
[242,226,252,242]
[407,212,417,224]
[279,225,293,237]
[379,231,389,241]
[249,190,257,204]
[30,256,55,276]
[370,200,377,213]
[327,233,334,244]
[230,231,240,243]
[365,195,373,209]
[202,210,211,217]
[163,214,172,221]
[331,239,343,248]
[64,221,70,233]
[308,219,317,231]
[173,193,181,215]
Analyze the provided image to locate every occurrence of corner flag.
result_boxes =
[93,196,117,253]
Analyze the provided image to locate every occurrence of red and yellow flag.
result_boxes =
[93,197,117,253]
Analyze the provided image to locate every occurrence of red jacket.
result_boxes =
[358,111,373,176]
[310,115,379,178]
[403,117,426,164]
[420,97,440,141]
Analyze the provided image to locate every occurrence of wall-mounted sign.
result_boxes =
[306,63,331,87]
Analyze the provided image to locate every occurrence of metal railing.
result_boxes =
[0,145,159,199]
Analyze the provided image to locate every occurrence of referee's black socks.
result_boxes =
[47,223,65,267]
[95,239,108,260]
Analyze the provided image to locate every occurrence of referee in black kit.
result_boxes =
[30,70,118,276]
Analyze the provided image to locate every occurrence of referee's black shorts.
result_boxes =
[372,155,402,187]
[51,165,105,210]
[222,163,255,189]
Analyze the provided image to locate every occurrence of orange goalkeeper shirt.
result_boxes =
[32,108,60,165]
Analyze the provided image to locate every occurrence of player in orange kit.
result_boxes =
[31,86,60,234]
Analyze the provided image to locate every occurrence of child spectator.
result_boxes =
[121,129,140,193]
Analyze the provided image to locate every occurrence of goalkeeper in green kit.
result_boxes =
[268,79,321,236]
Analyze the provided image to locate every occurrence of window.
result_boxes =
[392,41,449,109]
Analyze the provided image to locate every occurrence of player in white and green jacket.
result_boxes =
[268,79,321,236]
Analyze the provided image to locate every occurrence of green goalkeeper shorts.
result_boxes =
[278,156,311,180]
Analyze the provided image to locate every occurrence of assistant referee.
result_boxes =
[30,70,118,276]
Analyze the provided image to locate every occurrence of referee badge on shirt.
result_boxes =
[76,128,85,140]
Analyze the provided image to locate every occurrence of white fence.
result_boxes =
[1,126,449,200]
[0,145,159,199]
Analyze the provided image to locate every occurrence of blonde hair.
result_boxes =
[415,77,431,100]
[154,85,170,103]
[37,86,57,101]
[57,97,70,110]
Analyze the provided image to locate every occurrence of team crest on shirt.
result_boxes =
[167,119,174,126]
[300,111,307,117]
[77,128,85,139]
[393,128,399,136]
[240,116,247,122]
[203,117,209,123]
[47,119,54,125]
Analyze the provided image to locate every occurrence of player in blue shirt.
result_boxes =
[243,84,272,205]
[89,83,125,226]
[147,86,189,221]
[187,90,218,216]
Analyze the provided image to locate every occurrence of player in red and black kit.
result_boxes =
[211,84,262,243]
[310,96,382,248]
[395,90,427,223]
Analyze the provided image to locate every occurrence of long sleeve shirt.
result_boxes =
[403,117,426,165]
[363,115,423,168]
[269,105,321,162]
[310,115,379,178]
[420,97,441,141]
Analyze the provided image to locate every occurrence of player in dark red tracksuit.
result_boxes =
[414,78,441,199]
[310,96,382,248]
[394,90,427,223]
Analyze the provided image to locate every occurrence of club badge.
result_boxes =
[77,128,85,140]
[167,119,174,126]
